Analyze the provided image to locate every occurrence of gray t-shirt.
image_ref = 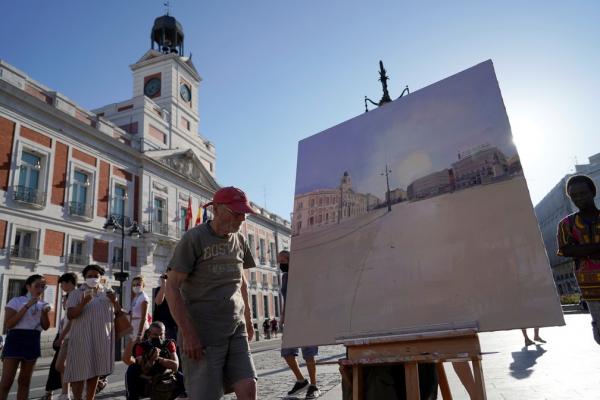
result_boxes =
[168,222,256,345]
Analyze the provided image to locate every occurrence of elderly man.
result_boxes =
[166,187,257,400]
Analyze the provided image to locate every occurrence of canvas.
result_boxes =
[283,60,564,348]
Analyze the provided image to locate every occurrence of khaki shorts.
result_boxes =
[56,338,69,369]
[182,326,256,399]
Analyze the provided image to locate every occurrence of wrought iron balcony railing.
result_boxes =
[13,186,46,207]
[144,221,175,237]
[65,253,88,265]
[9,245,39,261]
[68,201,93,219]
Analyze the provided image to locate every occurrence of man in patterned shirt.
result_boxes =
[557,174,600,344]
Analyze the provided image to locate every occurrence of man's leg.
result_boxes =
[125,364,144,400]
[226,334,257,400]
[587,300,600,344]
[182,343,227,399]
[301,347,321,398]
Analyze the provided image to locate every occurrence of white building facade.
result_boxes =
[0,15,290,351]
[535,152,600,295]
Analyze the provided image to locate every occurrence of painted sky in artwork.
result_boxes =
[295,61,517,199]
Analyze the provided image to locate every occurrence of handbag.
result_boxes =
[148,372,179,400]
[114,310,133,340]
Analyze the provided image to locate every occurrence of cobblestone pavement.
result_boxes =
[224,344,345,400]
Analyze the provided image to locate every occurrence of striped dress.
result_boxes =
[64,285,115,382]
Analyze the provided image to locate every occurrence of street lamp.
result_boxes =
[381,164,392,212]
[103,215,141,357]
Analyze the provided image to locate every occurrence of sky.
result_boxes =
[2,1,599,219]
[295,60,517,199]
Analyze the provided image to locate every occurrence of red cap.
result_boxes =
[205,187,256,214]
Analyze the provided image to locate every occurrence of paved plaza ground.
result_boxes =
[5,312,599,399]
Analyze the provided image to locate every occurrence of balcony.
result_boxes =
[65,253,89,266]
[144,221,177,238]
[259,256,266,265]
[262,281,269,289]
[111,260,130,272]
[250,279,258,289]
[68,201,93,220]
[9,245,39,261]
[13,186,46,208]
[110,214,131,227]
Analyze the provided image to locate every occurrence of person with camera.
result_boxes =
[153,274,178,342]
[0,274,51,400]
[125,321,184,400]
[64,264,122,400]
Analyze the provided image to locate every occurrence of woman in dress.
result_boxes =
[64,265,121,400]
[0,274,51,400]
[129,276,149,342]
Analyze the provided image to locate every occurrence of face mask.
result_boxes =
[132,286,142,294]
[86,278,99,288]
[150,338,164,348]
[279,263,289,273]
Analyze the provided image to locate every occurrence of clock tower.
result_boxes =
[130,14,202,149]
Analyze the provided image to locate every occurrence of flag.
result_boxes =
[194,205,203,226]
[184,197,193,231]
[203,206,208,222]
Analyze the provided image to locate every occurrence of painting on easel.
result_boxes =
[284,60,564,349]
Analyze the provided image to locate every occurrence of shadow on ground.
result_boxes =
[509,344,547,379]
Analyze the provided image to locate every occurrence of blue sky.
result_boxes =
[2,1,599,219]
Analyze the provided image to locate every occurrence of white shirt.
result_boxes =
[5,296,48,331]
[130,291,149,326]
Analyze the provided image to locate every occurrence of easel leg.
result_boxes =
[436,363,453,400]
[405,362,421,400]
[352,365,363,400]
[471,358,487,400]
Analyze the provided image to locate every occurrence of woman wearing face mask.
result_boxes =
[64,265,121,400]
[129,276,149,342]
[0,274,51,400]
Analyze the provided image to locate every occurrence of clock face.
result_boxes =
[180,84,191,102]
[144,78,161,97]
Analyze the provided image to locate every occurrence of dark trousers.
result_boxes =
[125,364,184,400]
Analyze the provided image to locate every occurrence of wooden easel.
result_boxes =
[338,329,486,400]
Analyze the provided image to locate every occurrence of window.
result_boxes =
[251,295,258,319]
[274,297,280,317]
[154,198,165,223]
[269,242,276,265]
[179,206,187,232]
[68,239,86,265]
[259,238,266,263]
[250,271,257,284]
[15,151,45,206]
[113,246,129,271]
[263,295,269,318]
[6,279,26,304]
[70,171,91,217]
[11,229,38,260]
[248,234,256,257]
[112,185,127,223]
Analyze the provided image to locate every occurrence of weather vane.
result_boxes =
[364,61,410,112]
[164,1,171,16]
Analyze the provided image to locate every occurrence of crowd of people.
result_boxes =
[1,176,597,400]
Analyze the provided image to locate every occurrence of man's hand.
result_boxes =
[182,332,204,360]
[148,348,159,362]
[246,322,254,342]
[82,291,93,305]
[106,291,117,304]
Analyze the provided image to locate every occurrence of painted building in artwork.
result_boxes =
[451,145,513,190]
[407,169,454,201]
[535,152,600,295]
[0,14,290,351]
[292,171,380,236]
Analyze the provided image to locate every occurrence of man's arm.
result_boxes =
[155,284,166,306]
[559,243,600,259]
[165,270,204,359]
[241,272,254,341]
